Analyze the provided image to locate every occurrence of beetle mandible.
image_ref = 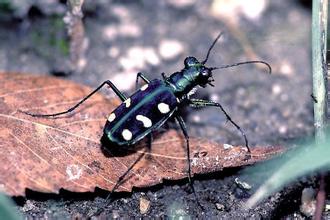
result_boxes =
[22,32,271,202]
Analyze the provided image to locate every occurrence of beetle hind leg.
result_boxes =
[20,80,127,118]
[102,134,153,208]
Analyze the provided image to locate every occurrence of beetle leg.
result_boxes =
[161,72,167,80]
[144,133,153,161]
[188,99,250,154]
[147,133,153,150]
[99,134,153,214]
[107,134,153,199]
[20,80,127,117]
[175,115,203,209]
[135,72,150,90]
[104,150,146,203]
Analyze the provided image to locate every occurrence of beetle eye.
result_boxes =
[201,70,208,76]
[201,69,210,78]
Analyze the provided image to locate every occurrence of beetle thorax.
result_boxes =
[166,68,200,98]
[164,56,214,98]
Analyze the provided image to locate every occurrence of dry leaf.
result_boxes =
[0,73,284,196]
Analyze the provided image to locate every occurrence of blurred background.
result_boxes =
[0,0,313,218]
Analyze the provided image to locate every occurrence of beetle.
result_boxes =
[22,32,271,205]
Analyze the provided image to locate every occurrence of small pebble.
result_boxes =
[234,178,252,190]
[159,39,184,60]
[144,48,160,66]
[108,47,120,58]
[22,200,36,212]
[211,0,267,21]
[119,46,160,70]
[280,93,289,102]
[140,197,151,214]
[112,5,130,20]
[112,209,120,218]
[103,25,117,40]
[167,0,196,8]
[210,93,219,102]
[223,144,234,149]
[236,87,246,97]
[300,187,316,217]
[278,125,287,134]
[126,47,146,69]
[191,114,201,123]
[282,109,291,118]
[0,184,5,192]
[118,23,141,38]
[240,0,267,20]
[77,57,87,71]
[279,61,294,76]
[110,71,136,91]
[215,203,225,211]
[102,23,141,41]
[272,84,282,96]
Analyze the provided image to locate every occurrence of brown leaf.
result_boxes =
[0,73,285,196]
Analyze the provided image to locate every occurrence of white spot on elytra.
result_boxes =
[140,84,148,91]
[122,129,133,140]
[136,115,152,128]
[176,98,180,103]
[66,164,83,181]
[124,98,131,108]
[108,113,116,122]
[157,103,170,114]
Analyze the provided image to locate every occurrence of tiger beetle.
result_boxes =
[22,32,271,208]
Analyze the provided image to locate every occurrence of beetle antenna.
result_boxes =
[210,60,272,74]
[201,32,223,65]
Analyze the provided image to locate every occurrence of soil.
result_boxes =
[1,0,328,219]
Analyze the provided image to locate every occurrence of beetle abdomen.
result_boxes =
[104,79,178,146]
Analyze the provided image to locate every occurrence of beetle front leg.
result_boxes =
[20,80,127,117]
[135,72,150,90]
[188,99,250,154]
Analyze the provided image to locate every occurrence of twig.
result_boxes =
[64,0,88,73]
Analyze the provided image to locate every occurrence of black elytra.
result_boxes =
[21,32,271,210]
[104,79,179,146]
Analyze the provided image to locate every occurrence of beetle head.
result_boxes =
[183,56,215,88]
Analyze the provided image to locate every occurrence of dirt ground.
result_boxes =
[1,0,328,219]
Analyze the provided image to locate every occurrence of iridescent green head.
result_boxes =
[183,56,214,88]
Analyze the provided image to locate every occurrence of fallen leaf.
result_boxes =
[0,73,284,196]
